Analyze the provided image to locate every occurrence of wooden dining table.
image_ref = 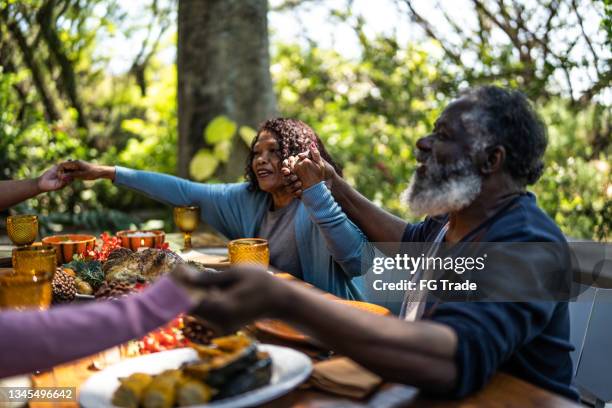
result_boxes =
[26,238,582,408]
[29,324,582,408]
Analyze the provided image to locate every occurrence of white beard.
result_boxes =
[401,158,482,218]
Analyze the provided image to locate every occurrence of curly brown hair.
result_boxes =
[245,118,343,191]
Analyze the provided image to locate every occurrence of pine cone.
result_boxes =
[94,280,136,300]
[182,315,216,345]
[52,268,77,304]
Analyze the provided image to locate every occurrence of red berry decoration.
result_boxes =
[138,315,185,354]
[86,232,123,262]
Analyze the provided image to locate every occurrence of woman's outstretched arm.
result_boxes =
[57,161,210,207]
[57,161,249,238]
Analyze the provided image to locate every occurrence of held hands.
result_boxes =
[282,146,336,198]
[57,160,115,181]
[171,264,291,334]
[35,160,114,194]
[37,164,73,192]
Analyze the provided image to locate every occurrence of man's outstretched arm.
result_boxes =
[279,276,458,392]
[283,148,409,243]
[326,172,409,243]
[185,266,458,394]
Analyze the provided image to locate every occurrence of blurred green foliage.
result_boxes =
[271,40,611,240]
[189,115,255,182]
[0,1,609,240]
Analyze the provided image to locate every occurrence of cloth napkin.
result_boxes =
[310,357,382,399]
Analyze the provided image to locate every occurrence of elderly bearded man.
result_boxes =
[176,86,578,400]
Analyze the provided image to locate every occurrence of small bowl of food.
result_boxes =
[116,230,165,251]
[41,234,97,264]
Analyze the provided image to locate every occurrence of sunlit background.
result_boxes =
[0,0,609,240]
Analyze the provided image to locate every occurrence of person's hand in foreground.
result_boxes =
[175,265,458,393]
[282,146,338,197]
[172,264,287,334]
[57,160,116,181]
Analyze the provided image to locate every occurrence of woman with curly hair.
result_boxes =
[60,118,371,300]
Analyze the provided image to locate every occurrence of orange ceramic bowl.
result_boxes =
[116,230,165,251]
[41,234,96,264]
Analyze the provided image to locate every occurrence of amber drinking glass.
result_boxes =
[228,238,269,268]
[0,270,54,310]
[6,214,38,246]
[173,206,200,250]
[1,246,56,310]
[12,245,57,276]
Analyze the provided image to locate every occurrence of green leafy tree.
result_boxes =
[0,0,608,241]
[271,38,610,240]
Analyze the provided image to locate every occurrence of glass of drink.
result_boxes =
[0,271,54,310]
[228,238,269,268]
[1,246,56,310]
[12,245,57,276]
[6,214,38,246]
[173,206,200,251]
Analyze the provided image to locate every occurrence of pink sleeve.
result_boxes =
[0,276,194,378]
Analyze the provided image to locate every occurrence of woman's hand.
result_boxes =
[37,165,73,192]
[57,160,116,181]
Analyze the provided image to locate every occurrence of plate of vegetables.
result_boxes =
[79,335,312,408]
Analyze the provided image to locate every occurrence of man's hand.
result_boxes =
[37,165,73,192]
[173,265,292,334]
[57,160,116,181]
[293,148,327,190]
[281,162,303,198]
[282,147,338,197]
[170,265,457,393]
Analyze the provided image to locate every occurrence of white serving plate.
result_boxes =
[79,344,311,408]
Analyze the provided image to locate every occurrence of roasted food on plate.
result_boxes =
[176,378,212,406]
[216,352,272,399]
[142,369,183,408]
[103,248,183,283]
[138,249,183,281]
[112,373,153,408]
[184,342,258,387]
[112,335,273,407]
[57,244,218,302]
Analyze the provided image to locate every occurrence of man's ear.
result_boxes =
[481,145,505,175]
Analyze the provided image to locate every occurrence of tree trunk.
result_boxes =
[37,0,88,129]
[177,0,276,180]
[4,14,61,123]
